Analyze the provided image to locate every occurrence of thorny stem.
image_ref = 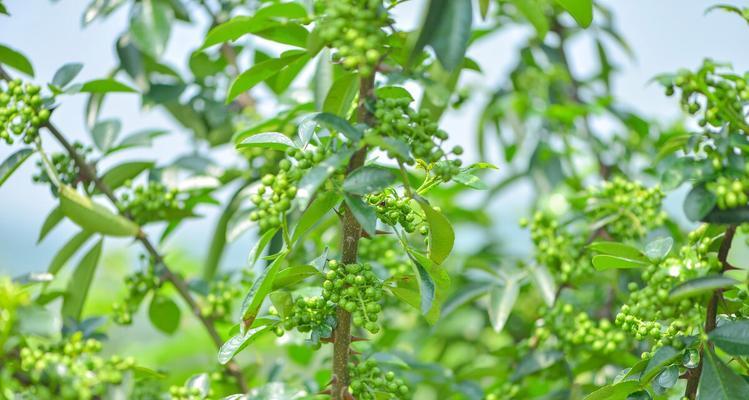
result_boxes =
[684,224,736,399]
[0,65,250,393]
[332,74,375,400]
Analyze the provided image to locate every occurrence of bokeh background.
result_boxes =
[1,0,749,382]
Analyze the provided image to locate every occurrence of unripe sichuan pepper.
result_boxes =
[0,79,49,145]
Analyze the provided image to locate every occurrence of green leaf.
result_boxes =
[641,346,681,383]
[670,275,738,301]
[310,112,362,142]
[511,350,563,380]
[684,185,717,222]
[201,16,278,49]
[0,147,34,187]
[709,320,749,355]
[91,119,122,152]
[100,161,154,190]
[48,230,94,275]
[588,241,648,262]
[479,0,491,18]
[342,166,395,196]
[52,63,83,88]
[488,279,518,333]
[61,240,103,321]
[583,380,642,400]
[697,348,749,399]
[236,132,296,152]
[218,326,271,364]
[0,43,34,76]
[226,50,306,102]
[408,253,436,315]
[292,191,341,243]
[417,200,455,265]
[255,2,308,19]
[555,0,593,28]
[453,172,487,190]
[130,0,173,57]
[255,23,309,48]
[529,264,556,306]
[38,207,64,243]
[407,249,450,324]
[323,72,359,117]
[512,0,549,38]
[269,291,294,318]
[273,265,321,290]
[295,148,353,210]
[591,255,649,271]
[374,86,414,101]
[412,0,473,71]
[79,78,137,93]
[148,295,181,335]
[644,237,674,261]
[248,228,279,268]
[59,185,140,237]
[240,251,288,328]
[109,129,168,153]
[343,193,377,237]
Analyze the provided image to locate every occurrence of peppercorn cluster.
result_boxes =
[250,146,335,232]
[17,333,136,400]
[364,188,426,234]
[707,176,749,209]
[585,177,667,240]
[534,303,628,356]
[32,142,91,190]
[279,295,336,345]
[317,0,388,76]
[118,181,186,225]
[348,359,409,400]
[368,97,463,181]
[661,59,749,130]
[167,385,211,400]
[321,260,383,334]
[484,382,521,400]
[199,276,241,321]
[0,79,49,145]
[112,270,160,325]
[614,226,719,357]
[359,236,411,275]
[521,211,587,283]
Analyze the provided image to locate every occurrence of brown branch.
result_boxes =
[331,74,375,400]
[684,224,736,399]
[0,65,249,393]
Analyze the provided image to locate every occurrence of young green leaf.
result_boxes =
[374,86,414,102]
[407,249,451,324]
[588,241,648,261]
[670,275,737,301]
[0,147,34,187]
[130,0,173,57]
[272,265,321,290]
[640,346,681,383]
[218,326,271,364]
[200,16,278,49]
[582,380,642,400]
[48,230,94,275]
[310,112,362,142]
[61,240,103,321]
[591,255,649,271]
[295,148,353,210]
[59,185,140,237]
[226,50,307,102]
[417,199,455,265]
[342,165,395,196]
[148,295,181,335]
[292,192,341,243]
[555,0,593,28]
[512,0,549,38]
[412,0,473,71]
[408,252,435,315]
[708,320,749,355]
[248,227,279,268]
[38,207,64,243]
[79,78,137,93]
[697,348,749,399]
[0,43,34,76]
[91,119,122,152]
[100,161,154,190]
[323,72,359,117]
[52,62,83,88]
[488,279,518,333]
[235,132,296,152]
[240,251,288,328]
[269,291,294,318]
[644,237,674,261]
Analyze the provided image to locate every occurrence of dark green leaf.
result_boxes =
[412,0,473,71]
[697,348,749,399]
[61,240,103,320]
[52,63,83,88]
[670,275,737,301]
[218,326,271,364]
[641,346,681,383]
[0,43,34,76]
[342,165,395,196]
[130,0,173,57]
[709,320,749,355]
[323,72,359,117]
[310,112,362,142]
[0,147,34,187]
[684,185,717,222]
[343,193,377,237]
[408,252,436,315]
[240,251,288,327]
[292,192,341,243]
[148,295,181,335]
